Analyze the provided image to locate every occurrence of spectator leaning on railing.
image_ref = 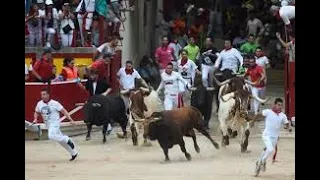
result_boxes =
[93,36,119,59]
[31,48,54,82]
[61,57,80,81]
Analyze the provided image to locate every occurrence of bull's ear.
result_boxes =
[143,103,148,112]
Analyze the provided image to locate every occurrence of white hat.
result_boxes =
[281,1,289,6]
[36,0,44,4]
[45,0,54,5]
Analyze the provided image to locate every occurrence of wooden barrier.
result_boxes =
[284,54,295,120]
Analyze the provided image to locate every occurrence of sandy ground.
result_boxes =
[25,124,295,180]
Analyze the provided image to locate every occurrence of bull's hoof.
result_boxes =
[132,139,138,146]
[213,142,220,149]
[142,141,152,147]
[185,153,192,161]
[160,159,170,164]
[103,139,107,144]
[241,149,251,153]
[222,136,229,146]
[86,136,91,141]
[231,131,238,138]
[195,146,200,153]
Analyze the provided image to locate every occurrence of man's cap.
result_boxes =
[45,0,54,5]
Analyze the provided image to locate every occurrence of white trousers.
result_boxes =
[164,94,181,110]
[25,120,39,132]
[60,30,73,47]
[259,135,278,162]
[179,78,191,103]
[250,86,265,115]
[48,125,78,156]
[77,13,93,46]
[201,64,214,87]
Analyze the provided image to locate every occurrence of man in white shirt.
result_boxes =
[117,60,149,112]
[270,5,295,32]
[76,0,96,46]
[93,36,119,59]
[247,13,265,37]
[254,98,292,176]
[214,39,244,74]
[157,63,191,110]
[33,89,79,161]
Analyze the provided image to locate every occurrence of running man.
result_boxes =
[33,89,79,161]
[254,98,292,176]
[157,63,192,110]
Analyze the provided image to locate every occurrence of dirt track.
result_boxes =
[25,128,295,180]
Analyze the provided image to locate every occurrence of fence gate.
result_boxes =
[284,54,295,121]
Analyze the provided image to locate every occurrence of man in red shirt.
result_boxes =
[244,54,266,116]
[32,48,54,82]
[155,36,175,74]
[90,53,112,81]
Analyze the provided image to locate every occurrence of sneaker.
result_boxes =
[69,153,78,161]
[254,160,261,177]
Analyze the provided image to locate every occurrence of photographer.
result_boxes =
[58,3,75,47]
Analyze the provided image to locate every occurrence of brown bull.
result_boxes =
[135,106,220,162]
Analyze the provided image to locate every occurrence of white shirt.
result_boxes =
[214,48,243,73]
[256,56,269,68]
[25,64,29,75]
[262,109,289,138]
[279,6,295,25]
[35,100,64,127]
[44,8,59,29]
[58,10,75,30]
[168,42,182,61]
[117,67,141,90]
[76,0,96,12]
[158,71,190,95]
[92,82,97,95]
[247,18,265,36]
[177,59,198,80]
[97,43,115,55]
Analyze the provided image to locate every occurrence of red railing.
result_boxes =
[284,52,295,120]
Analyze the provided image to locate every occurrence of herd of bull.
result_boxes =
[81,72,269,162]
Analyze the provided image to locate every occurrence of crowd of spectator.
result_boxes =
[25,0,130,48]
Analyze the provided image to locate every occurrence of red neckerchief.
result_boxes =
[272,107,281,115]
[43,99,51,104]
[125,68,134,75]
[225,47,232,51]
[292,39,295,45]
[180,58,188,66]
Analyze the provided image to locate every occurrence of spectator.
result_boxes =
[270,5,295,32]
[233,29,247,50]
[91,15,100,47]
[95,0,108,45]
[51,65,64,82]
[276,32,295,62]
[44,0,59,48]
[240,34,259,54]
[106,3,122,38]
[247,12,265,37]
[26,3,45,46]
[155,36,175,74]
[32,49,54,82]
[172,14,186,35]
[90,53,112,81]
[168,36,183,70]
[183,37,200,62]
[61,57,79,81]
[188,21,204,42]
[94,36,119,59]
[76,0,95,47]
[25,64,29,81]
[59,3,75,47]
[137,56,153,84]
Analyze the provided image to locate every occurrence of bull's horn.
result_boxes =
[212,75,231,87]
[245,80,255,85]
[140,87,150,92]
[251,95,270,104]
[149,117,162,123]
[206,87,215,91]
[92,103,101,107]
[190,87,197,91]
[133,118,145,122]
[120,89,130,95]
[220,93,235,102]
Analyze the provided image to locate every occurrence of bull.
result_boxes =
[135,106,220,162]
[190,74,215,129]
[83,95,128,143]
[120,87,162,146]
[218,88,269,152]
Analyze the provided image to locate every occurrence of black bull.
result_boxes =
[83,95,128,143]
